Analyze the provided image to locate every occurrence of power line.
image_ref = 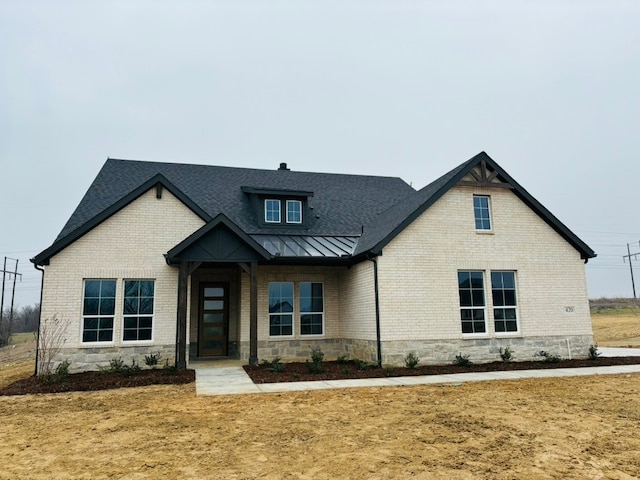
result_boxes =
[1,257,22,330]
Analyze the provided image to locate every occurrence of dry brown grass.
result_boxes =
[0,313,639,479]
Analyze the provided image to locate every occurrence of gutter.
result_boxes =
[32,262,44,377]
[368,255,383,368]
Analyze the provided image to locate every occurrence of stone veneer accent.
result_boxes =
[50,345,175,373]
[379,334,593,367]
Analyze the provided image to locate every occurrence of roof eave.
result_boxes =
[31,173,211,266]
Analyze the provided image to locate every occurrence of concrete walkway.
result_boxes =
[193,348,640,396]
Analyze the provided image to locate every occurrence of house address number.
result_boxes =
[565,306,575,313]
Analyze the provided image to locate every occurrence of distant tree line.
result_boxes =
[0,304,40,347]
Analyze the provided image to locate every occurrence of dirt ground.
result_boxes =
[1,313,639,479]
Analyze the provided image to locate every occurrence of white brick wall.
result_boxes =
[376,185,593,343]
[39,188,205,371]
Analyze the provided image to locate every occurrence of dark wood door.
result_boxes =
[198,283,229,356]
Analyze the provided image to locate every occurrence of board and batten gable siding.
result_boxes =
[39,188,205,372]
[375,185,592,360]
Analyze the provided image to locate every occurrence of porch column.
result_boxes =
[175,261,200,370]
[175,262,189,370]
[249,261,258,366]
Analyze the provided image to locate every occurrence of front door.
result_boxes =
[198,283,229,356]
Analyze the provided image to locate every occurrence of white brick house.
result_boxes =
[32,152,596,373]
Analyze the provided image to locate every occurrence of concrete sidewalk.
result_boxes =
[193,348,640,396]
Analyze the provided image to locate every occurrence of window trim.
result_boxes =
[286,199,303,224]
[491,271,519,335]
[264,199,282,223]
[81,278,117,345]
[299,282,324,336]
[473,195,492,231]
[458,271,488,336]
[122,279,155,343]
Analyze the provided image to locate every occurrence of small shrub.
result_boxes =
[270,357,285,373]
[499,346,513,362]
[123,359,141,376]
[354,358,374,371]
[336,354,350,364]
[404,351,420,369]
[341,367,352,375]
[260,359,272,367]
[162,359,178,375]
[306,347,325,374]
[536,350,561,363]
[144,353,161,368]
[384,366,395,377]
[455,353,472,367]
[588,344,601,360]
[40,360,71,385]
[100,357,126,374]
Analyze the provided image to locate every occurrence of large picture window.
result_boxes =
[82,279,116,343]
[491,271,518,333]
[269,282,294,336]
[123,280,154,341]
[458,271,486,334]
[473,195,491,230]
[300,282,323,335]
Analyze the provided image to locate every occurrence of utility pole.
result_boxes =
[623,242,640,299]
[0,257,23,326]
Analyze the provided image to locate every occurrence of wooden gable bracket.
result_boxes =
[459,160,513,189]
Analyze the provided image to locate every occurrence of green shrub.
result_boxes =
[455,353,472,367]
[353,358,374,371]
[270,357,285,373]
[40,360,71,385]
[536,350,561,363]
[144,353,161,368]
[404,351,420,369]
[499,346,513,362]
[588,344,601,360]
[336,354,350,364]
[306,347,325,374]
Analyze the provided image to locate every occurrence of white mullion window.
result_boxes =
[82,279,116,343]
[300,282,323,335]
[491,271,519,333]
[286,200,302,224]
[458,271,487,334]
[473,195,491,231]
[265,199,281,223]
[123,279,155,342]
[268,282,294,336]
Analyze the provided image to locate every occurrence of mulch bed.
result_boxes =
[244,356,640,384]
[0,368,195,396]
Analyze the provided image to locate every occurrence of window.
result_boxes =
[458,271,486,334]
[300,282,323,335]
[265,199,281,223]
[123,280,154,341]
[491,271,518,332]
[269,282,293,336]
[286,200,302,224]
[82,279,116,342]
[473,195,491,230]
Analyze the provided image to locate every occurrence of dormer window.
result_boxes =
[242,186,314,228]
[286,200,302,224]
[265,199,281,223]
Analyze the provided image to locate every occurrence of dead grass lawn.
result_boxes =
[0,313,639,479]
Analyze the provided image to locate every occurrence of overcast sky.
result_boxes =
[1,0,639,309]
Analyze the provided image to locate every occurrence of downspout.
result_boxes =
[368,255,383,368]
[33,263,45,377]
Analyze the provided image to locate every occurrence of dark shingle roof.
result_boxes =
[32,152,596,265]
